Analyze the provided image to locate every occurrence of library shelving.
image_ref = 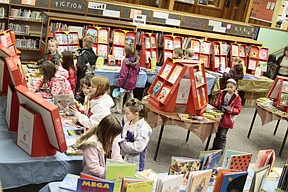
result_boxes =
[267,76,288,112]
[53,31,80,53]
[230,43,247,67]
[140,33,158,69]
[162,35,182,63]
[247,45,269,73]
[200,40,211,68]
[148,57,208,115]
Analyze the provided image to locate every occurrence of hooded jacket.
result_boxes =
[120,118,152,171]
[75,93,114,129]
[214,89,242,129]
[76,131,122,178]
[117,56,140,91]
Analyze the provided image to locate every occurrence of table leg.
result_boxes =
[186,131,190,142]
[279,125,288,157]
[247,109,257,138]
[154,125,164,161]
[205,135,212,151]
[273,120,280,135]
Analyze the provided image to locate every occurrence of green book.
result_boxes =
[126,180,153,192]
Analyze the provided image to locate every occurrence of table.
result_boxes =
[247,97,288,157]
[146,103,220,161]
[0,96,83,189]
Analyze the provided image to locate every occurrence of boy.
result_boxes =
[37,39,61,65]
[184,48,194,60]
[75,36,97,93]
[173,47,183,59]
[224,57,244,82]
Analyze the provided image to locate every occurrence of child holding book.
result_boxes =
[61,51,77,93]
[211,78,242,151]
[75,36,97,93]
[37,39,61,65]
[32,61,73,98]
[70,76,114,129]
[119,98,152,171]
[224,57,244,82]
[184,48,194,60]
[75,114,123,178]
[173,47,183,59]
[114,46,140,114]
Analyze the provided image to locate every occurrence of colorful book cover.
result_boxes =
[250,165,269,192]
[174,40,181,49]
[137,169,158,190]
[239,45,245,57]
[222,150,249,169]
[98,44,108,56]
[194,71,204,87]
[121,178,143,192]
[68,33,79,44]
[186,169,212,192]
[227,153,252,171]
[220,44,229,55]
[191,39,200,53]
[231,45,239,57]
[77,178,114,192]
[53,94,74,113]
[165,39,173,50]
[87,28,98,42]
[66,144,83,156]
[59,173,79,191]
[199,150,222,170]
[96,57,105,66]
[219,172,248,192]
[169,156,201,186]
[257,61,267,72]
[67,128,84,136]
[164,52,173,63]
[113,32,125,46]
[157,86,171,103]
[159,64,173,79]
[214,57,220,68]
[144,37,151,48]
[250,48,259,58]
[214,45,220,55]
[98,30,108,44]
[176,79,191,104]
[202,87,206,104]
[248,59,257,70]
[145,51,151,63]
[200,56,208,67]
[254,149,275,173]
[113,47,124,60]
[259,48,268,60]
[201,42,210,54]
[125,180,153,192]
[280,81,288,106]
[151,37,156,48]
[168,64,183,84]
[156,174,183,192]
[151,80,163,96]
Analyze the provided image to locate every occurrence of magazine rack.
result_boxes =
[17,104,57,157]
[53,31,80,53]
[267,76,288,112]
[84,26,110,58]
[0,30,16,53]
[140,33,158,69]
[230,43,247,68]
[163,35,182,63]
[200,41,211,68]
[148,58,208,115]
[247,45,269,74]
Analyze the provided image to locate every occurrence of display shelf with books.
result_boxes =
[53,31,80,53]
[190,38,201,60]
[0,29,16,53]
[230,43,247,68]
[211,41,229,73]
[163,35,182,63]
[140,33,158,69]
[200,40,211,68]
[148,57,208,115]
[247,45,269,74]
[267,76,288,112]
[84,26,110,58]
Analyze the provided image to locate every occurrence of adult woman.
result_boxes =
[275,46,288,78]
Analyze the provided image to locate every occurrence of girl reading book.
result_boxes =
[75,115,122,178]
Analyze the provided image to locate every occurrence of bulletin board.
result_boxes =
[250,0,277,22]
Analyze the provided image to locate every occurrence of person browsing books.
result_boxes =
[75,115,123,178]
[61,51,77,93]
[113,46,140,114]
[211,78,242,151]
[173,47,183,59]
[183,48,194,60]
[37,39,61,65]
[224,57,244,82]
[75,36,97,93]
[119,98,152,171]
[32,61,73,99]
[70,76,114,129]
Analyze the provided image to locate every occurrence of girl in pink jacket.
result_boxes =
[75,115,123,178]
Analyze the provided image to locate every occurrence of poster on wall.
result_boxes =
[250,0,277,22]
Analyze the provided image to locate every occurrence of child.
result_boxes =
[61,51,77,93]
[32,61,73,99]
[264,55,277,79]
[184,48,194,60]
[70,76,114,129]
[37,39,61,65]
[114,46,140,114]
[76,74,93,106]
[75,114,123,178]
[75,36,97,93]
[224,57,244,82]
[119,98,152,171]
[211,78,242,151]
[173,47,183,59]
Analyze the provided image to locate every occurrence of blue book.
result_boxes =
[76,178,114,192]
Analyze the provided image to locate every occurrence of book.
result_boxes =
[168,65,183,84]
[145,51,151,63]
[222,150,252,169]
[151,37,156,48]
[231,44,239,57]
[227,153,253,172]
[108,55,116,66]
[176,79,191,104]
[137,169,159,190]
[248,59,257,70]
[98,44,108,56]
[254,149,275,173]
[218,171,248,192]
[155,174,183,192]
[105,159,136,192]
[86,28,98,42]
[53,94,74,113]
[259,48,268,60]
[98,30,108,44]
[239,45,245,57]
[157,86,171,103]
[125,180,154,192]
[144,37,151,48]
[80,172,104,180]
[159,64,173,79]
[199,150,222,170]
[164,52,173,63]
[250,165,270,192]
[96,57,105,66]
[201,42,210,54]
[186,169,212,192]
[191,39,200,53]
[59,173,80,191]
[77,177,114,192]
[277,164,288,191]
[169,156,201,186]
[220,44,229,55]
[280,81,288,106]
[214,57,220,68]
[66,144,83,156]
[257,61,267,73]
[113,32,125,46]
[67,128,84,136]
[214,45,220,55]
[194,71,204,87]
[174,40,181,49]
[165,39,173,50]
[151,80,163,96]
[121,178,144,192]
[114,47,124,60]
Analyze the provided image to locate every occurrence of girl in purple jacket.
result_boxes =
[114,46,140,113]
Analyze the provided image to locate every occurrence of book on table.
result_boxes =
[186,169,212,192]
[199,150,222,171]
[155,174,183,192]
[222,149,253,171]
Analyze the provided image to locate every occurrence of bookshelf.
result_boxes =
[163,35,182,63]
[247,45,269,73]
[53,31,80,53]
[140,33,158,69]
[230,43,247,68]
[148,57,208,115]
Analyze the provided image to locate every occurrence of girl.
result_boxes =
[211,78,242,151]
[70,76,114,129]
[119,98,152,171]
[61,51,77,93]
[32,61,73,99]
[114,46,140,114]
[76,74,93,106]
[75,115,123,178]
[224,57,244,82]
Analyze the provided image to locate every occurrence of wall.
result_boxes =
[257,27,288,56]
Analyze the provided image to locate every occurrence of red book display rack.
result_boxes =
[230,43,247,67]
[163,35,182,63]
[200,41,211,68]
[247,46,268,73]
[0,30,16,53]
[267,76,288,112]
[85,26,110,58]
[53,31,80,53]
[148,58,208,115]
[140,33,158,69]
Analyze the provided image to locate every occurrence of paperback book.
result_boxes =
[77,177,114,192]
[159,64,173,79]
[199,150,222,171]
[222,149,252,171]
[231,45,239,57]
[157,86,171,103]
[113,32,125,46]
[186,169,212,192]
[155,174,183,192]
[144,37,151,48]
[53,94,74,113]
[125,180,154,192]
[250,165,270,192]
[98,30,108,44]
[168,64,183,84]
[151,80,163,96]
[165,39,173,50]
[194,70,204,87]
[254,149,275,173]
[59,173,80,191]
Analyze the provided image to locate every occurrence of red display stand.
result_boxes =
[140,33,158,69]
[17,104,56,157]
[53,31,80,53]
[200,41,211,68]
[6,84,20,132]
[163,35,182,63]
[0,30,16,53]
[247,46,269,74]
[148,58,208,115]
[230,43,247,67]
[267,76,288,112]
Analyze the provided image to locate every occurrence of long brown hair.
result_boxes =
[40,61,57,84]
[89,76,110,100]
[61,51,76,75]
[125,98,147,120]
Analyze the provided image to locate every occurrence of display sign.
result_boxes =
[51,0,86,13]
[250,0,277,22]
[88,2,106,10]
[133,15,147,26]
